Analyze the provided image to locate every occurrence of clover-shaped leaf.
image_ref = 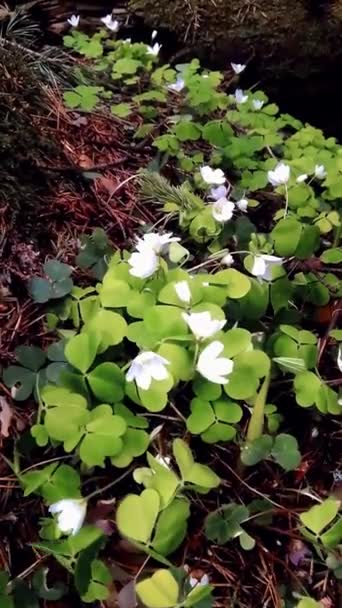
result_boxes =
[83,309,127,351]
[173,439,220,490]
[3,346,46,400]
[152,498,190,555]
[300,498,340,536]
[117,489,160,544]
[271,434,301,471]
[240,435,273,466]
[65,332,99,374]
[87,362,125,402]
[136,569,179,608]
[205,503,250,544]
[79,405,126,467]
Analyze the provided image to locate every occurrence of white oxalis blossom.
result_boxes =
[189,573,210,588]
[147,42,162,56]
[182,311,225,340]
[268,162,290,186]
[151,29,158,40]
[234,88,248,104]
[252,99,264,110]
[174,281,191,303]
[231,62,246,74]
[128,232,179,279]
[251,254,284,281]
[210,185,228,200]
[200,166,225,185]
[222,253,234,266]
[101,14,119,31]
[126,352,169,390]
[197,341,234,384]
[67,14,79,27]
[315,164,327,179]
[212,198,235,222]
[168,77,185,92]
[337,344,342,373]
[49,499,87,536]
[236,198,248,212]
[296,173,308,183]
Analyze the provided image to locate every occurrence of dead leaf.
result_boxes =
[0,396,13,438]
[117,581,137,608]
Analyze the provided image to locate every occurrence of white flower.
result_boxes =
[126,352,170,390]
[296,173,308,183]
[235,89,248,104]
[101,14,120,32]
[231,62,246,74]
[267,162,290,186]
[252,99,264,110]
[147,42,162,56]
[315,164,327,179]
[67,14,80,27]
[189,573,210,588]
[49,499,87,536]
[200,166,225,185]
[337,344,342,373]
[174,281,191,303]
[212,198,235,222]
[155,454,171,468]
[251,254,283,281]
[197,341,234,384]
[168,77,185,92]
[123,38,131,44]
[222,253,234,266]
[136,232,179,255]
[151,29,158,40]
[128,250,159,279]
[182,311,225,340]
[236,197,248,212]
[210,185,228,200]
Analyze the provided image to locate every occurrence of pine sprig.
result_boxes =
[138,170,204,212]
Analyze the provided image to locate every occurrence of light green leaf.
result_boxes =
[116,489,160,544]
[87,362,124,402]
[65,332,99,374]
[136,570,179,608]
[300,498,340,536]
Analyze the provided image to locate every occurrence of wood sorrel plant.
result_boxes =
[2,26,341,608]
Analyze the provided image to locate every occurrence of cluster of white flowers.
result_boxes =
[200,167,248,222]
[268,162,327,187]
[128,232,179,279]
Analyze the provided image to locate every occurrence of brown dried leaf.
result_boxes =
[0,396,13,438]
[117,581,137,608]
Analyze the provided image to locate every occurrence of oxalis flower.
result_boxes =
[251,254,284,281]
[147,42,162,56]
[168,77,185,92]
[128,232,179,279]
[197,341,234,384]
[252,99,264,110]
[236,197,248,212]
[182,311,225,340]
[174,281,191,303]
[212,198,235,222]
[268,163,290,186]
[126,352,169,390]
[234,89,248,104]
[315,164,327,179]
[231,62,246,74]
[210,185,228,200]
[222,253,234,267]
[67,14,79,27]
[296,174,308,183]
[200,166,225,185]
[101,14,119,32]
[337,344,342,373]
[155,454,171,468]
[189,573,210,587]
[49,499,87,536]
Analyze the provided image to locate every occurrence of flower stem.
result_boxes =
[284,184,289,217]
[246,372,271,442]
[84,467,133,500]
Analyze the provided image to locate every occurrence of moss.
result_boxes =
[129,0,342,72]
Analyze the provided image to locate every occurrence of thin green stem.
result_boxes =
[284,184,289,217]
[84,467,133,500]
[333,223,341,247]
[246,372,271,442]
